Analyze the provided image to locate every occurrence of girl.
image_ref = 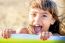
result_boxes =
[1,0,60,40]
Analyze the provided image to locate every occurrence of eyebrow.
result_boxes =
[40,12,48,14]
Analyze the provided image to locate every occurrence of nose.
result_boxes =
[33,15,41,26]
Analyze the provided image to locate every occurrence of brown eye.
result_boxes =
[43,15,47,17]
[32,13,36,17]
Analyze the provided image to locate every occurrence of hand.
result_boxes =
[40,32,53,40]
[1,29,16,39]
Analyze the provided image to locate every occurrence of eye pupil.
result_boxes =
[33,14,36,17]
[43,15,47,17]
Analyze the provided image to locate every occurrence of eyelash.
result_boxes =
[31,13,47,17]
[32,13,36,17]
[42,15,47,17]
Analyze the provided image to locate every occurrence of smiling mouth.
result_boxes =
[32,25,42,34]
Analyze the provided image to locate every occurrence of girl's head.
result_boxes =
[29,0,60,34]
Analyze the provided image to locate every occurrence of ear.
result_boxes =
[51,18,55,25]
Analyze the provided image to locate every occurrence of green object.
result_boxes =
[0,38,65,43]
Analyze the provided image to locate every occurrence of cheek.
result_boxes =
[29,16,34,25]
[42,23,50,31]
[42,18,51,24]
[41,19,51,30]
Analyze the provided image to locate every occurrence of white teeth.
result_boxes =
[35,25,40,26]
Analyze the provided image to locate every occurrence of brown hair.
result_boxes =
[30,0,60,34]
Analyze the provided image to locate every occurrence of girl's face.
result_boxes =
[29,8,55,34]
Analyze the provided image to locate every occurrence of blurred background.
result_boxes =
[0,0,65,35]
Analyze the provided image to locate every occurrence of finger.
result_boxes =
[44,32,48,36]
[48,32,53,36]
[40,31,49,40]
[40,32,46,40]
[3,29,8,38]
[41,32,49,37]
[5,29,11,38]
[2,29,11,39]
[2,29,6,38]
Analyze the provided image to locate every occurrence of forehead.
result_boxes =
[29,8,51,14]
